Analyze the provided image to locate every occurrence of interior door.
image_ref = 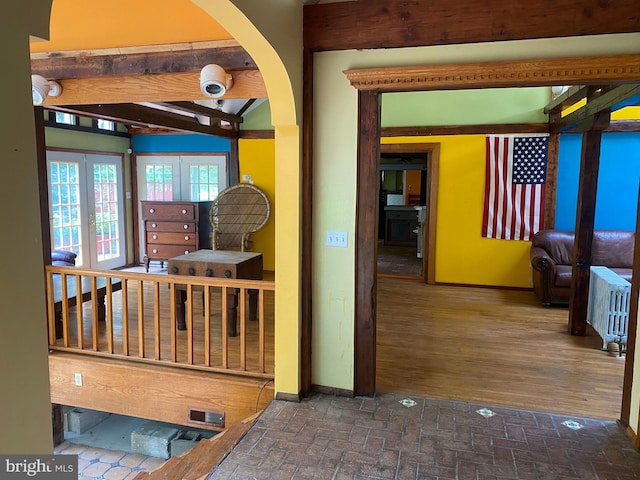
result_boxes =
[47,150,126,269]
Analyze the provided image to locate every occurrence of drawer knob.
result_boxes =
[224,270,232,278]
[171,266,179,274]
[152,249,158,254]
[182,209,187,214]
[188,267,195,275]
[183,224,189,230]
[184,250,190,254]
[206,269,213,277]
[151,223,157,228]
[184,235,190,241]
[149,208,155,214]
[152,234,158,240]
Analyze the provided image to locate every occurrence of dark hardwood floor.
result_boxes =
[376,277,626,421]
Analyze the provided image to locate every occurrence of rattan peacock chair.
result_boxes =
[209,183,271,252]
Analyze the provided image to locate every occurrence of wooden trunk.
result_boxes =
[168,250,263,280]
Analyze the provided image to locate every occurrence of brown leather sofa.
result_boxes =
[530,230,634,305]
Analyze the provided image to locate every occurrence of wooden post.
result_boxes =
[51,404,64,447]
[300,47,314,397]
[354,89,381,396]
[621,184,640,427]
[568,92,610,336]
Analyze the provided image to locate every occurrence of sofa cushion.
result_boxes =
[554,265,573,287]
[592,230,635,268]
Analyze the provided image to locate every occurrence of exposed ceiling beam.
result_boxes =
[161,101,243,124]
[551,84,640,133]
[304,0,640,52]
[31,41,256,79]
[49,104,238,138]
[544,86,588,115]
[236,99,257,117]
[40,69,266,105]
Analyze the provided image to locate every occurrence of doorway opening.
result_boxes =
[378,143,439,283]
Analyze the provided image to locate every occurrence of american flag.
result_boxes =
[482,135,549,241]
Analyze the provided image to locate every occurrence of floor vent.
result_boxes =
[188,408,225,427]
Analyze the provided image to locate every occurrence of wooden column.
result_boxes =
[621,184,640,427]
[300,47,314,396]
[229,138,240,186]
[567,99,611,336]
[354,89,381,396]
[544,111,560,230]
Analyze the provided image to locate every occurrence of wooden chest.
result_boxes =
[141,201,212,271]
[167,250,263,280]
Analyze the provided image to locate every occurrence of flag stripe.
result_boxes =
[482,135,548,241]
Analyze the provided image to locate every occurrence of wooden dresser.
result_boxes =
[141,201,212,271]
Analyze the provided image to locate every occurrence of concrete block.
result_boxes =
[131,426,180,459]
[66,408,110,434]
[170,431,202,457]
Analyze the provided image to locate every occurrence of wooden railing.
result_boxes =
[45,266,275,379]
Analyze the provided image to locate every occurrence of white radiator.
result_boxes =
[587,266,630,350]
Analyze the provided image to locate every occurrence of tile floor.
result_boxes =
[54,441,165,479]
[208,392,640,480]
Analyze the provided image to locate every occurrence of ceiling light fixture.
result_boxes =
[199,64,233,99]
[31,74,62,105]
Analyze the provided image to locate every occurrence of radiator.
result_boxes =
[587,266,630,350]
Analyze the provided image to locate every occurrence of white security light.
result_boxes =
[199,64,233,99]
[32,74,62,105]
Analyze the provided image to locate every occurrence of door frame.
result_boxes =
[46,148,126,270]
[348,53,640,423]
[380,143,439,284]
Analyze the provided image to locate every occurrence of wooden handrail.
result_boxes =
[45,265,275,380]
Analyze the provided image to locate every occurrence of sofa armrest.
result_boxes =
[51,250,77,267]
[530,246,556,272]
[530,246,560,305]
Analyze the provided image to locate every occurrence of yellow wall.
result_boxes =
[239,139,276,271]
[382,136,533,288]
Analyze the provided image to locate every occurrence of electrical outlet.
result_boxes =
[326,231,348,248]
[74,373,83,386]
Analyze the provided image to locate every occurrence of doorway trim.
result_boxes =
[380,143,439,284]
[348,53,640,429]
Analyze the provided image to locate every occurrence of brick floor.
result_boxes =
[207,393,640,480]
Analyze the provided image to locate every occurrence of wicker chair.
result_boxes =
[209,183,271,252]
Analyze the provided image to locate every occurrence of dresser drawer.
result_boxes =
[146,244,197,259]
[146,221,196,233]
[142,203,196,221]
[146,231,198,245]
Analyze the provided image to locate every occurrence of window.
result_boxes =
[95,119,116,131]
[54,112,78,126]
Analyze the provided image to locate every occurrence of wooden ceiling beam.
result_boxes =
[161,101,243,124]
[49,104,238,138]
[304,0,640,51]
[31,41,256,79]
[40,69,266,106]
[551,84,640,133]
[544,86,589,115]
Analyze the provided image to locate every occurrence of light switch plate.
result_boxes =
[326,231,348,248]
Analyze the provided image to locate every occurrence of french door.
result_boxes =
[47,150,126,270]
[135,154,228,259]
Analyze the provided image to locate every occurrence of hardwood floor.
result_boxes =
[376,277,626,421]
